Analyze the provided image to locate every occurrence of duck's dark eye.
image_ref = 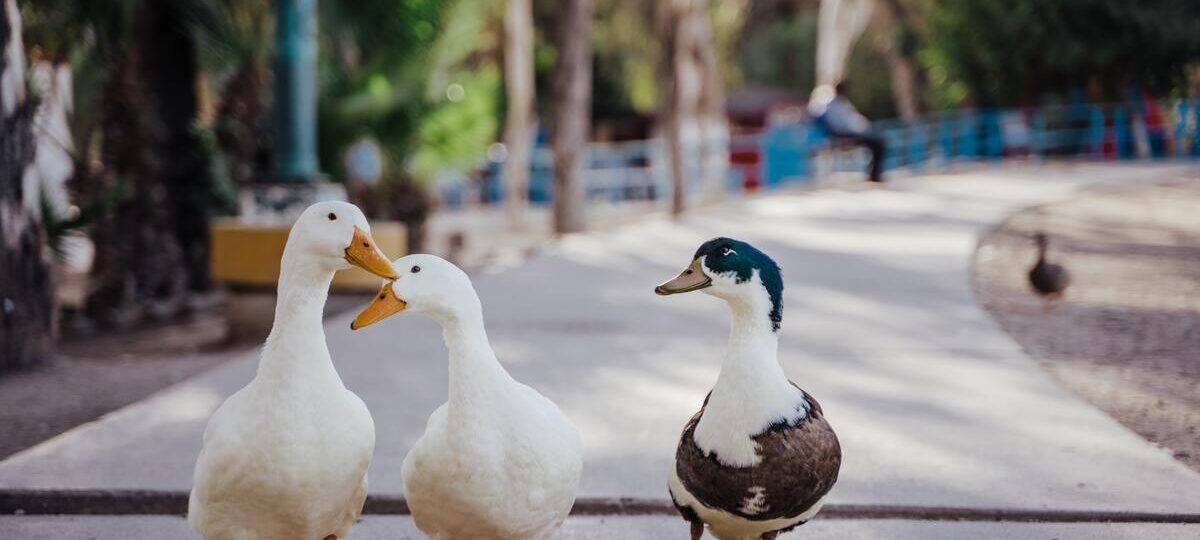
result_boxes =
[327,213,337,221]
[720,247,732,256]
[411,265,421,273]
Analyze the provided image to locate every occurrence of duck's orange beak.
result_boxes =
[344,226,399,280]
[351,283,407,330]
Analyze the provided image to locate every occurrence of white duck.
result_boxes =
[351,254,583,540]
[189,201,399,540]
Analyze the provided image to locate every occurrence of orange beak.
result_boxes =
[351,282,407,330]
[344,226,399,280]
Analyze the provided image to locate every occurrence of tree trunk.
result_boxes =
[550,0,592,234]
[1,0,54,372]
[659,1,686,216]
[667,2,686,217]
[692,2,727,202]
[502,0,535,228]
[86,41,188,327]
[141,0,212,292]
[870,0,921,121]
[659,0,725,216]
[816,0,875,86]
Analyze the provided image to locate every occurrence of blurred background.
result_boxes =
[2,0,1200,464]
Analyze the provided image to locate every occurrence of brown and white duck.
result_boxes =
[655,238,841,540]
[1028,232,1070,305]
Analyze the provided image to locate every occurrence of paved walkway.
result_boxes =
[3,164,1200,537]
[3,515,1199,539]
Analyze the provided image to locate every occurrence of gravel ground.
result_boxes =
[973,176,1200,472]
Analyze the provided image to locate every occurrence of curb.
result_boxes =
[2,490,1199,523]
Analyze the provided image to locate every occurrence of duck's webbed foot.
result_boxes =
[690,521,704,540]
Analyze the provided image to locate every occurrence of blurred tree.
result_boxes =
[143,0,213,292]
[658,0,725,216]
[185,0,274,188]
[738,8,818,93]
[734,1,898,120]
[843,22,898,119]
[868,0,923,120]
[412,0,502,184]
[1,0,53,371]
[589,0,658,117]
[316,0,450,180]
[550,0,592,233]
[23,0,217,327]
[922,0,1200,106]
[502,0,535,227]
[320,0,491,250]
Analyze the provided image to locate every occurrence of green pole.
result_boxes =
[274,0,319,182]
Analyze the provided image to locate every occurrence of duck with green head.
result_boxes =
[656,238,841,540]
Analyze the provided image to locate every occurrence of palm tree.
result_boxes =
[185,0,274,187]
[1,0,54,371]
[24,0,206,327]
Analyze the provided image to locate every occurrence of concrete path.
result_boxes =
[4,515,1199,539]
[3,164,1200,534]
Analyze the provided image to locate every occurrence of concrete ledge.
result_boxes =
[7,515,1199,540]
[3,490,1199,523]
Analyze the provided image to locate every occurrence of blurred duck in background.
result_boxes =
[189,202,398,540]
[1028,232,1071,308]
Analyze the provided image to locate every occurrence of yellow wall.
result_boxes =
[210,218,407,291]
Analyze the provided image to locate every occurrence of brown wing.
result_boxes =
[674,385,841,522]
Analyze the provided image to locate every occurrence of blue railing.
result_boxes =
[437,100,1200,209]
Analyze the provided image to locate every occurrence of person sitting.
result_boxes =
[809,81,886,183]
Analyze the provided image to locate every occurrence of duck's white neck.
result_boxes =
[256,250,339,384]
[436,303,515,422]
[693,290,804,466]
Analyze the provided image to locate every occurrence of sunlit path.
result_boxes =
[2,164,1199,516]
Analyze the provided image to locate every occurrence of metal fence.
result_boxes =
[437,100,1200,209]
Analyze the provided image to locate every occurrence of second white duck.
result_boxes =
[351,254,583,540]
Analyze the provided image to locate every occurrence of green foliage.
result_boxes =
[844,34,898,119]
[738,15,818,93]
[22,0,137,173]
[922,0,1200,106]
[39,180,125,260]
[316,0,454,181]
[410,0,503,181]
[20,0,142,60]
[591,0,658,115]
[734,10,895,119]
[410,68,501,182]
[190,122,239,215]
[180,0,273,84]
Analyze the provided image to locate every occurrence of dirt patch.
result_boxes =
[0,294,366,459]
[973,177,1200,472]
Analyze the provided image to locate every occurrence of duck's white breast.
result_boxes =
[403,386,582,540]
[189,382,375,539]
